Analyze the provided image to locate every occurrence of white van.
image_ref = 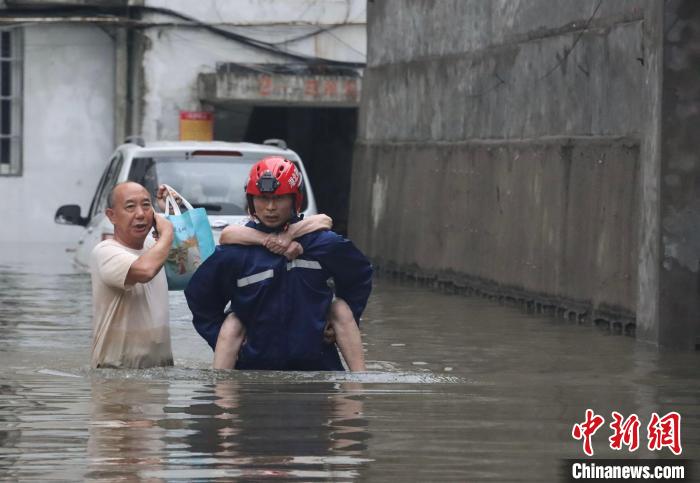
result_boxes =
[55,138,318,269]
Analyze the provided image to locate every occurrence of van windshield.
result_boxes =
[128,155,307,215]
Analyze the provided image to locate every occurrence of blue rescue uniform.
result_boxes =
[184,221,373,371]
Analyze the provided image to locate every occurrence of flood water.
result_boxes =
[1,242,698,481]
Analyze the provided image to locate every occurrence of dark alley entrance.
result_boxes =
[214,105,358,235]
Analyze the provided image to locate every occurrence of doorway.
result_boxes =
[214,105,358,235]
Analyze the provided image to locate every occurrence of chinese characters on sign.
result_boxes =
[572,410,682,456]
[255,75,360,103]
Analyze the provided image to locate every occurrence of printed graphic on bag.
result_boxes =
[167,237,202,275]
[161,185,215,291]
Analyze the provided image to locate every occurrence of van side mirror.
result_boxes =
[55,205,88,227]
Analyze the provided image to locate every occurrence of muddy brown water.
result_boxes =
[0,243,697,481]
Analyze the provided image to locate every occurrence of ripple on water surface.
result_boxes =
[1,243,699,481]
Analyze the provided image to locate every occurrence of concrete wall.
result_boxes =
[350,0,660,326]
[0,25,114,243]
[138,0,366,141]
[638,0,700,349]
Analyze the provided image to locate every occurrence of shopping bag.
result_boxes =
[161,185,215,291]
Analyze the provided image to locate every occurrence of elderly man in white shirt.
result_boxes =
[90,181,175,368]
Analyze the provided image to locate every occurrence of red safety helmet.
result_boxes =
[245,156,304,215]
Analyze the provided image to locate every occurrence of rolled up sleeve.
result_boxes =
[92,243,139,290]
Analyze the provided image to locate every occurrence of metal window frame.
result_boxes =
[0,27,23,177]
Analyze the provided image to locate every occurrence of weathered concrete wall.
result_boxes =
[0,25,114,243]
[636,1,664,346]
[352,139,640,321]
[362,1,647,141]
[640,0,700,349]
[350,1,660,326]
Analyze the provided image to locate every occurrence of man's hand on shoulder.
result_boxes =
[283,241,304,261]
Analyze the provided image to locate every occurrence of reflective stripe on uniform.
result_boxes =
[286,259,322,271]
[236,269,274,287]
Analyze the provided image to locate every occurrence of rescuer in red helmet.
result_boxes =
[185,156,372,371]
[245,156,305,221]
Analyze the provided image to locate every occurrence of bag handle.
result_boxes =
[162,184,195,216]
[164,192,181,216]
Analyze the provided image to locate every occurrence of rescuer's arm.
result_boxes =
[184,249,234,350]
[303,232,371,372]
[304,232,373,323]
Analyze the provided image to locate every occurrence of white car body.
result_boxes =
[55,140,318,270]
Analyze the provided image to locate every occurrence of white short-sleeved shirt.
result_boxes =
[90,239,173,368]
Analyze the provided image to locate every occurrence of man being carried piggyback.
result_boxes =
[185,156,372,371]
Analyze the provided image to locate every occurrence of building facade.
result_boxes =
[0,0,366,243]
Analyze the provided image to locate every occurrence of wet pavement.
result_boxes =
[0,242,698,481]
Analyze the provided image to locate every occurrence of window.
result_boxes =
[127,154,309,215]
[129,156,252,216]
[0,28,22,176]
[90,153,124,219]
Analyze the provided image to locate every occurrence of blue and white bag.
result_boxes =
[162,185,215,291]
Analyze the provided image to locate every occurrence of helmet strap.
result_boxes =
[246,195,257,219]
